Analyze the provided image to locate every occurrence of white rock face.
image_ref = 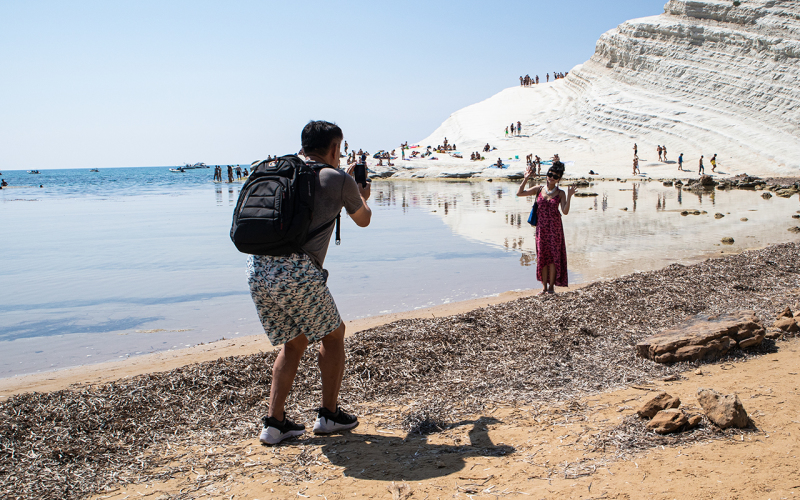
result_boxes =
[410,0,800,179]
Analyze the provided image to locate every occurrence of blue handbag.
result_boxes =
[527,199,538,226]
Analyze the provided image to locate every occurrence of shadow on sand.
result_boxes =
[306,416,515,481]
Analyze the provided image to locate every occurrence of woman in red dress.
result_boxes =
[516,161,576,294]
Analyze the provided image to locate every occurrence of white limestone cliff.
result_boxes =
[400,0,800,179]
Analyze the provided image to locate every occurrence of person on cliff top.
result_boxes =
[711,154,717,172]
[517,161,576,294]
[698,155,705,174]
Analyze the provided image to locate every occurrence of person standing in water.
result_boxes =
[516,161,576,294]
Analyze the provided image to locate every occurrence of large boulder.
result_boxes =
[636,311,765,363]
[637,392,681,418]
[697,389,749,429]
[647,409,688,434]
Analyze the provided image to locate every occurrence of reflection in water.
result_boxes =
[215,185,223,206]
[370,179,800,283]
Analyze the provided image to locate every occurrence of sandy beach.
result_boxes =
[3,242,800,499]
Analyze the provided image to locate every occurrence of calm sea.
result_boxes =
[1,167,798,377]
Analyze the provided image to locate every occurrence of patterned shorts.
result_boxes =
[247,254,342,346]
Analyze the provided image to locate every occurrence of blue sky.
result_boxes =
[0,0,667,169]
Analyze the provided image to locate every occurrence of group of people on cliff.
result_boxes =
[519,72,568,86]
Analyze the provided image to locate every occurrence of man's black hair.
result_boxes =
[301,121,343,155]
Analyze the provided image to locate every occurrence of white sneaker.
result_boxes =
[259,415,305,445]
[313,406,359,434]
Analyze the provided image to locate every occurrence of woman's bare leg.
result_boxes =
[547,264,556,293]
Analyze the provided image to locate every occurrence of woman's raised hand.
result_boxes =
[567,185,577,197]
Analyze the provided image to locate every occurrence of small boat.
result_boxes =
[28,170,40,174]
[182,162,209,169]
[89,169,99,172]
[169,167,186,173]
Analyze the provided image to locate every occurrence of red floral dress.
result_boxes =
[535,189,568,287]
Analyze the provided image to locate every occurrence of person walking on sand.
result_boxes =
[250,120,372,445]
[662,145,668,162]
[510,123,515,136]
[710,154,717,172]
[678,153,684,171]
[657,145,663,162]
[517,121,522,136]
[633,156,640,175]
[698,155,704,174]
[517,161,575,294]
[505,126,509,138]
[633,143,637,156]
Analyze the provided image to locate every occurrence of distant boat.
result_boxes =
[89,169,99,172]
[169,167,186,173]
[182,162,209,169]
[28,170,40,174]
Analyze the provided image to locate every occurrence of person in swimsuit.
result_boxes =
[516,161,576,294]
[698,155,704,174]
[657,145,663,162]
[517,121,522,136]
[662,145,667,161]
[633,143,637,156]
[678,153,684,171]
[633,156,640,175]
[710,154,717,172]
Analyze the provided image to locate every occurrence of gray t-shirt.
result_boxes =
[301,164,364,268]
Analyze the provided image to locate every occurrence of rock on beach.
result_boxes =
[697,388,749,429]
[647,409,689,434]
[635,311,765,363]
[637,392,681,418]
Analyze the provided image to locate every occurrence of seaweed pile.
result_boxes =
[1,242,799,499]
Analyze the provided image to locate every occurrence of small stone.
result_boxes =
[685,414,703,430]
[681,211,689,216]
[773,317,799,333]
[695,369,703,375]
[715,213,724,219]
[792,214,800,219]
[637,392,681,418]
[761,192,772,199]
[647,409,689,434]
[721,237,734,245]
[764,329,784,340]
[621,207,628,211]
[740,217,748,222]
[789,227,800,233]
[697,389,749,429]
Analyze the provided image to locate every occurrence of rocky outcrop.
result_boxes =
[697,388,750,429]
[636,311,765,363]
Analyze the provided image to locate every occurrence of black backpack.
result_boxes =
[230,155,339,256]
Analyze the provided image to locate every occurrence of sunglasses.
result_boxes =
[547,172,561,180]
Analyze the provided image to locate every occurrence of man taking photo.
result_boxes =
[247,120,372,444]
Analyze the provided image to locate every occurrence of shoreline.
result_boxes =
[0,287,564,400]
[0,236,782,399]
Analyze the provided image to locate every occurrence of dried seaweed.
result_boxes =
[1,242,800,499]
